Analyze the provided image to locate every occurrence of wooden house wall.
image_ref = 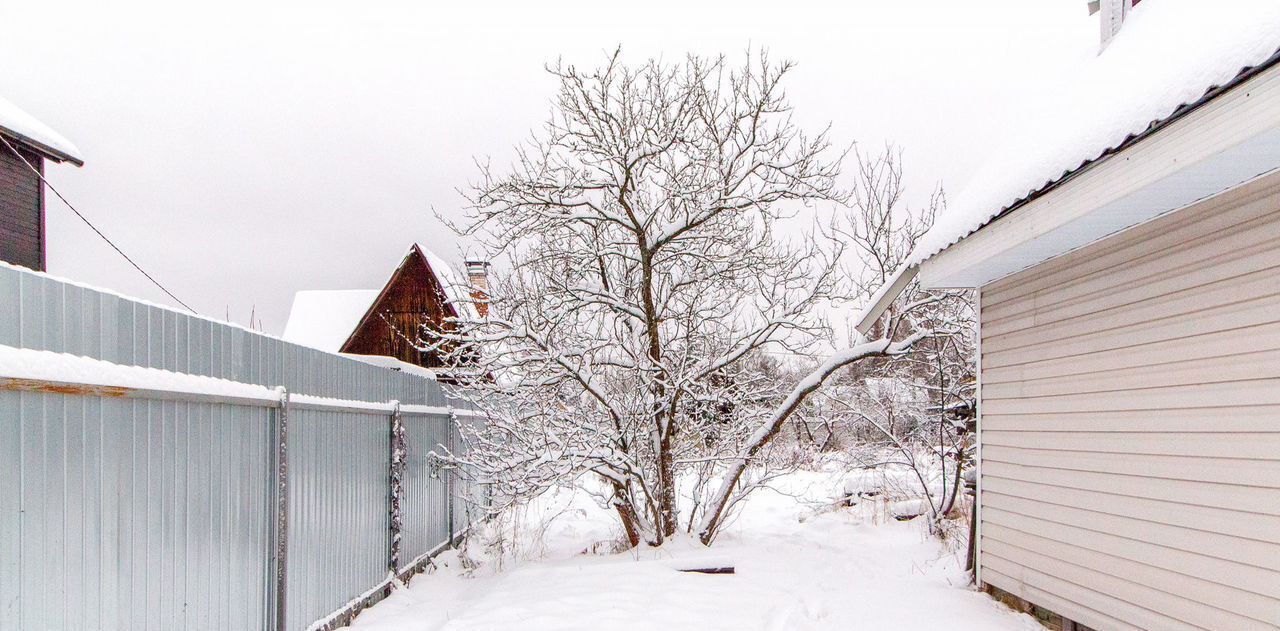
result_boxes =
[0,141,44,271]
[341,252,453,368]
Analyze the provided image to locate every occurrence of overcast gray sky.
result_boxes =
[1,0,1095,333]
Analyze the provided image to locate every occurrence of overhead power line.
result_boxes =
[0,134,199,314]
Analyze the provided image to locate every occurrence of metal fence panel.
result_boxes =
[0,390,273,631]
[285,409,392,631]
[0,263,476,631]
[0,264,444,406]
[450,413,488,540]
[400,413,452,569]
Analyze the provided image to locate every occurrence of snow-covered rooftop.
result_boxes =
[908,0,1280,267]
[280,244,476,353]
[281,289,380,352]
[0,94,83,165]
[419,246,480,320]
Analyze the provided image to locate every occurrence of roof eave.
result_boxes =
[919,59,1280,290]
[934,46,1280,265]
[857,48,1280,322]
[852,264,919,336]
[0,127,84,167]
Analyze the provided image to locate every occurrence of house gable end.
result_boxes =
[339,245,455,368]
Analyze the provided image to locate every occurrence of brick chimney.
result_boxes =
[465,260,490,317]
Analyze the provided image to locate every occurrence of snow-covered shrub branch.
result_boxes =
[818,147,977,535]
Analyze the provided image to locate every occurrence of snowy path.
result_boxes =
[346,472,1041,631]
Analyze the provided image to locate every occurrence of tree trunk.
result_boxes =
[940,454,964,517]
[610,481,643,548]
[657,439,678,538]
[637,241,679,540]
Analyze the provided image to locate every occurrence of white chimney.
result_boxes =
[1092,0,1135,52]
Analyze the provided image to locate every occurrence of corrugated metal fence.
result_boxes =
[0,263,483,631]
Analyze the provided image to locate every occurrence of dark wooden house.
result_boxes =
[0,95,84,271]
[341,244,467,369]
[282,244,485,372]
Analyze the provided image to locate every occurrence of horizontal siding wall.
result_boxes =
[979,171,1280,631]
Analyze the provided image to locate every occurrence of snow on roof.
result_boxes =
[419,245,480,320]
[0,94,83,165]
[280,244,477,352]
[908,0,1280,268]
[281,289,379,352]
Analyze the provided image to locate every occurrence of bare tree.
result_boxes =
[428,50,942,547]
[828,146,976,534]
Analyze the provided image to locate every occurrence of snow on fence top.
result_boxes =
[0,343,280,403]
[0,259,449,406]
[0,93,83,165]
[0,341,468,417]
[907,0,1280,268]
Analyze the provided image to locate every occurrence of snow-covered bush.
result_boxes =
[810,148,976,535]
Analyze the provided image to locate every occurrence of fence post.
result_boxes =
[387,401,404,574]
[272,387,291,631]
[446,407,455,547]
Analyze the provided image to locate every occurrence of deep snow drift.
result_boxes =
[344,467,1040,631]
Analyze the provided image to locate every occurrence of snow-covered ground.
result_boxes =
[346,467,1040,631]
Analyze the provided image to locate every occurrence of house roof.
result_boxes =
[280,244,475,352]
[0,94,84,166]
[854,0,1280,333]
[909,0,1280,269]
[415,245,479,320]
[281,289,380,352]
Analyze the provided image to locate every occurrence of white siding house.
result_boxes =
[857,2,1280,629]
[977,171,1280,630]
